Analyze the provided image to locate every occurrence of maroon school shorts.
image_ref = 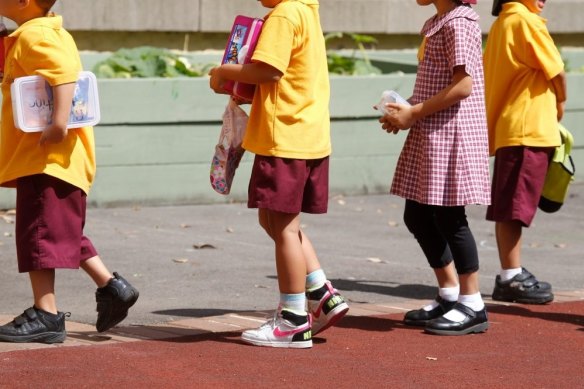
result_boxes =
[16,174,98,273]
[486,146,553,227]
[248,155,329,214]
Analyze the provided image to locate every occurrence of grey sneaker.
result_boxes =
[0,307,68,344]
[492,268,553,304]
[95,272,139,332]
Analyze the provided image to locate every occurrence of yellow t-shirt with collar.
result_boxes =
[0,15,96,194]
[243,0,331,159]
[483,1,563,156]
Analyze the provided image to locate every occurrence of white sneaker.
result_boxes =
[241,309,312,349]
[307,281,349,335]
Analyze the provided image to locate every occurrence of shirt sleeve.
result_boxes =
[524,26,564,80]
[443,18,481,79]
[252,15,295,74]
[19,37,79,86]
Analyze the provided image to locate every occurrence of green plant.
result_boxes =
[325,32,382,76]
[93,46,216,78]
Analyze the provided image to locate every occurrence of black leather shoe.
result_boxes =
[425,303,488,336]
[96,272,139,332]
[492,268,553,304]
[404,296,457,326]
[0,307,68,344]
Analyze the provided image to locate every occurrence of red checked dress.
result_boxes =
[390,6,491,206]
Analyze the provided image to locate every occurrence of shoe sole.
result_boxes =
[97,290,139,333]
[312,303,349,336]
[0,331,66,344]
[492,293,554,305]
[240,335,312,349]
[424,321,489,336]
[403,319,430,327]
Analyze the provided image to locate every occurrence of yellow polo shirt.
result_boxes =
[243,0,331,159]
[483,2,563,155]
[0,15,96,193]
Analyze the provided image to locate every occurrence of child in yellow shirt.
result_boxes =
[483,0,567,304]
[209,0,348,348]
[0,0,138,343]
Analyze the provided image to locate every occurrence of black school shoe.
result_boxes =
[425,303,489,336]
[403,296,457,326]
[95,272,139,332]
[492,268,554,304]
[0,307,68,344]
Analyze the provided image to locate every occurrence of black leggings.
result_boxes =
[403,200,479,275]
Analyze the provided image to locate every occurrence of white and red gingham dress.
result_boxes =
[390,6,491,206]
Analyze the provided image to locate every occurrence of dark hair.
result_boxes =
[492,0,513,16]
[35,0,57,12]
[453,0,471,6]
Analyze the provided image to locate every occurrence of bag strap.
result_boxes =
[558,124,573,155]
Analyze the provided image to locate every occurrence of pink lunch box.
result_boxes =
[221,15,264,102]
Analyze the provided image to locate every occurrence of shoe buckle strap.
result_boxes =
[521,278,538,288]
[516,272,539,287]
[453,303,476,319]
[14,308,38,326]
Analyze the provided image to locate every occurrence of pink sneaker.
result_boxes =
[307,281,349,335]
[241,309,312,349]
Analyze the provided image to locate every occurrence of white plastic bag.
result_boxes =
[210,99,248,195]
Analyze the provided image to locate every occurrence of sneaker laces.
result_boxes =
[258,310,279,330]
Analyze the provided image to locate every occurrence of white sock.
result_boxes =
[459,292,485,311]
[306,269,327,292]
[423,285,459,311]
[443,292,484,322]
[280,293,307,316]
[439,285,460,302]
[500,268,522,282]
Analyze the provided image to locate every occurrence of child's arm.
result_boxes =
[39,82,76,145]
[380,66,472,132]
[209,62,283,95]
[551,70,567,121]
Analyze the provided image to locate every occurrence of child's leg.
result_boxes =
[433,262,459,289]
[241,208,312,348]
[29,269,57,314]
[0,268,66,344]
[403,200,458,280]
[402,200,462,325]
[425,206,488,335]
[459,271,480,296]
[495,220,522,270]
[432,205,481,301]
[80,255,113,288]
[299,230,321,275]
[259,208,306,294]
[79,237,139,333]
[488,147,553,303]
[262,212,322,284]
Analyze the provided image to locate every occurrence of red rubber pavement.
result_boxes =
[1,300,583,388]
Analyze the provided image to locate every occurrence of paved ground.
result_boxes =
[0,183,582,387]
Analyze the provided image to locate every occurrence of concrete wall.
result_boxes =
[2,0,582,51]
[0,73,582,208]
[45,0,584,34]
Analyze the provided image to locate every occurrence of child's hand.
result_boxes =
[385,103,416,129]
[39,125,68,145]
[208,66,229,95]
[379,114,400,134]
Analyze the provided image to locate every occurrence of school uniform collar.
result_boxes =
[499,2,547,23]
[421,5,479,37]
[9,14,63,39]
